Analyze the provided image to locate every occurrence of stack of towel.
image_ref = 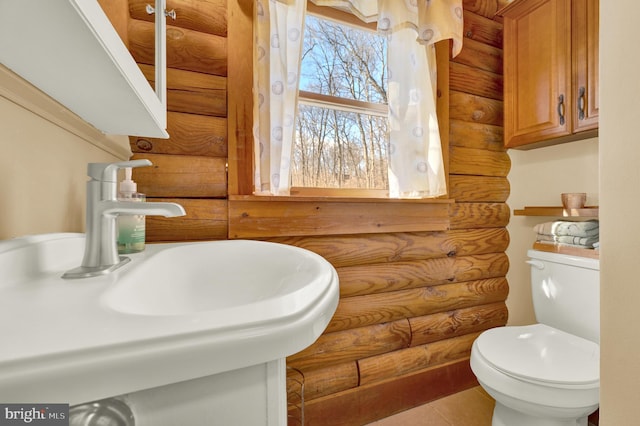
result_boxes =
[534,220,599,249]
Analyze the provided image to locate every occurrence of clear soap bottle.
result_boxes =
[117,167,146,254]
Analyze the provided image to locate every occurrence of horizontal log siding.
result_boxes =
[293,359,478,425]
[358,332,482,385]
[129,0,227,37]
[137,64,227,117]
[269,228,509,268]
[120,1,509,424]
[410,303,508,346]
[125,2,229,240]
[131,153,227,198]
[286,5,509,423]
[145,198,228,242]
[228,198,450,237]
[128,19,227,75]
[326,278,508,333]
[336,252,509,297]
[286,2,511,416]
[450,91,503,127]
[463,9,503,49]
[286,8,509,419]
[130,111,227,157]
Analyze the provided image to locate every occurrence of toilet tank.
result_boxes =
[527,249,600,343]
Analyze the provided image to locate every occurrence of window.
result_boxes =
[293,14,389,191]
[251,0,458,198]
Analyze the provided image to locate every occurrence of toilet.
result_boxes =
[470,250,600,426]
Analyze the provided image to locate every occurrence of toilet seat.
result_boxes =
[474,324,599,387]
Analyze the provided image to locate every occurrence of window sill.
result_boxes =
[229,194,453,204]
[228,195,453,238]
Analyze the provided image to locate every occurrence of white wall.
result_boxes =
[0,72,130,240]
[599,3,640,424]
[506,138,599,326]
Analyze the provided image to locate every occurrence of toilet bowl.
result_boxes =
[471,323,599,426]
[471,250,600,426]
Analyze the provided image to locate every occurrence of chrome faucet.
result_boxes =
[62,160,185,279]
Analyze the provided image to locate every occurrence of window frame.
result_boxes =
[228,0,450,202]
[298,90,388,118]
[298,2,385,118]
[295,7,390,194]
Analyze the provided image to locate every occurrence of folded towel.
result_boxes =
[536,233,599,248]
[534,220,599,238]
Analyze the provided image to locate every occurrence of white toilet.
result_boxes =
[471,250,599,426]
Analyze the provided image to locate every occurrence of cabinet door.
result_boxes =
[572,0,599,132]
[503,0,573,148]
[0,0,167,138]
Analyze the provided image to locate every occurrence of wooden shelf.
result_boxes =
[532,242,599,259]
[514,206,599,217]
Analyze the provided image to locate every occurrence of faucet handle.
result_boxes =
[88,160,153,182]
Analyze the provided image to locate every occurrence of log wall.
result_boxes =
[112,0,509,424]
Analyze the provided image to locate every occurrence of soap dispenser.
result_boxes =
[117,167,146,254]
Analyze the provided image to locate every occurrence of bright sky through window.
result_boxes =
[292,14,389,190]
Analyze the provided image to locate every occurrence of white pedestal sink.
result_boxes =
[116,359,287,425]
[0,234,339,425]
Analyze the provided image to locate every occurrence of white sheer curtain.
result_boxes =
[255,0,463,197]
[378,0,463,198]
[254,0,306,195]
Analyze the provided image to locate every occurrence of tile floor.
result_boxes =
[366,386,495,426]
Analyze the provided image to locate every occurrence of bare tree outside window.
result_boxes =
[293,15,388,190]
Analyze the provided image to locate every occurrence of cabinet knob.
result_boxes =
[578,86,586,120]
[557,94,565,125]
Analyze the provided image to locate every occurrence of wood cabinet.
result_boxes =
[501,0,599,149]
[572,0,599,133]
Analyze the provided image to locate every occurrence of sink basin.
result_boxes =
[103,240,333,318]
[0,234,339,405]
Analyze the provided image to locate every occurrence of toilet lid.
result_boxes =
[475,324,599,386]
